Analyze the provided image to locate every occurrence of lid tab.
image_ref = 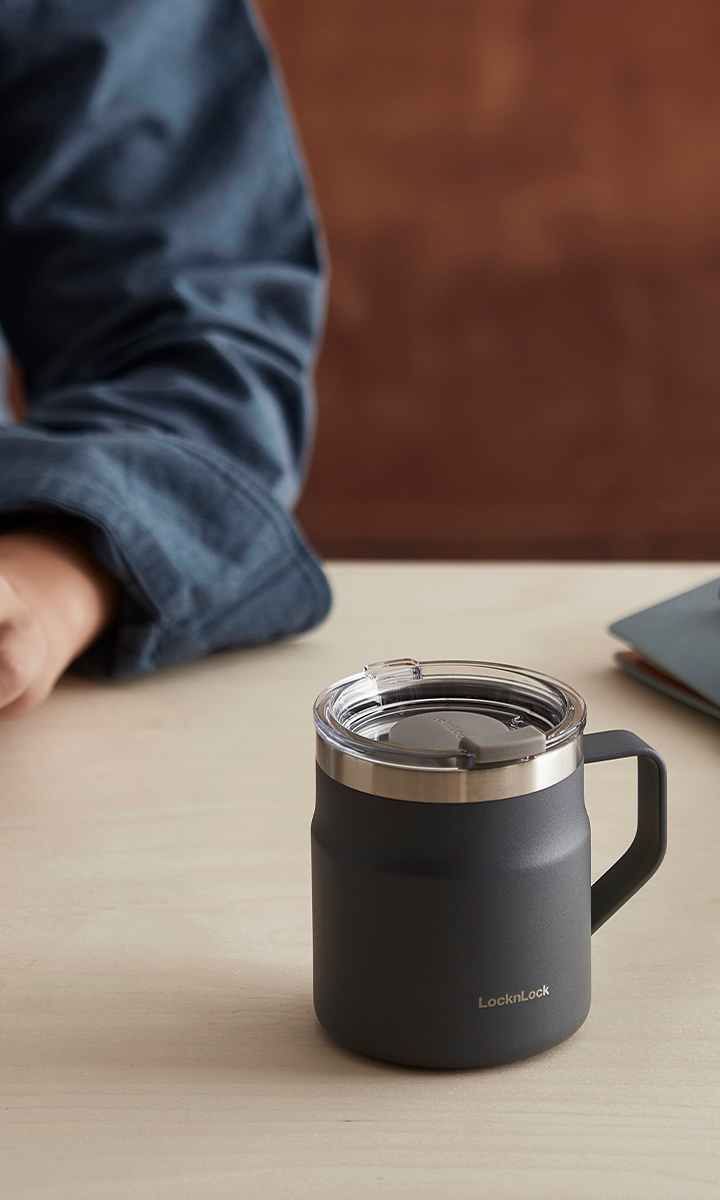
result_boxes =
[365,659,423,688]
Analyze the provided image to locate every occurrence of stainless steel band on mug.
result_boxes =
[316,734,583,804]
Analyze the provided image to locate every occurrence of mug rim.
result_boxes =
[316,734,583,804]
[314,659,587,804]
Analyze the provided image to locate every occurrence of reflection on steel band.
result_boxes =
[316,734,583,804]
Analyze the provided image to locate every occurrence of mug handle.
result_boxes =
[583,730,667,933]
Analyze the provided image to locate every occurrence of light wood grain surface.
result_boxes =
[1,563,718,1199]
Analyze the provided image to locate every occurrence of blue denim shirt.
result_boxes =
[0,0,331,678]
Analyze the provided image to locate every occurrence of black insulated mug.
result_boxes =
[311,660,667,1069]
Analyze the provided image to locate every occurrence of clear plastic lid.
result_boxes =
[314,659,586,771]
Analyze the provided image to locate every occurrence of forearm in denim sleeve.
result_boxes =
[0,0,331,677]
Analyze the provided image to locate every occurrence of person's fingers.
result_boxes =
[0,609,49,718]
[0,535,117,721]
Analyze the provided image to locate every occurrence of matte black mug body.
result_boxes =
[313,764,590,1068]
[312,730,666,1069]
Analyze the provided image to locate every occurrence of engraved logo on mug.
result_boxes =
[478,984,550,1009]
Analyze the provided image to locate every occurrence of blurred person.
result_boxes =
[0,0,330,719]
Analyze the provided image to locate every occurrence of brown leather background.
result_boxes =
[257,0,720,559]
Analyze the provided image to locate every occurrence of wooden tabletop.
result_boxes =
[1,563,718,1199]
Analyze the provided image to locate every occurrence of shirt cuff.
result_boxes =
[0,426,331,678]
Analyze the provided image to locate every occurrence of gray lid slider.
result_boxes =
[388,710,546,765]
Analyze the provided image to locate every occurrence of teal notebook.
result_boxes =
[609,577,720,719]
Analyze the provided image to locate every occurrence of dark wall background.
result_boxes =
[257,0,720,559]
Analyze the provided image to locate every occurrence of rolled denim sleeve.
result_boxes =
[0,0,331,678]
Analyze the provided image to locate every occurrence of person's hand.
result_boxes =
[0,532,117,719]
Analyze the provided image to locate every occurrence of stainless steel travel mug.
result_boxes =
[312,660,667,1068]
